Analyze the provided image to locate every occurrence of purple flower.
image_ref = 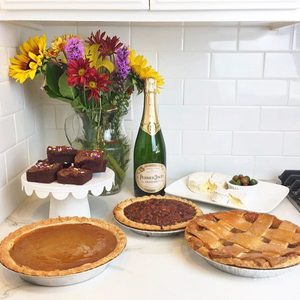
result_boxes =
[65,37,84,61]
[115,46,130,81]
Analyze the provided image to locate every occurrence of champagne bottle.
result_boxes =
[134,78,166,197]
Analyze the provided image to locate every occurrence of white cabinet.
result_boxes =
[150,0,300,10]
[1,0,149,10]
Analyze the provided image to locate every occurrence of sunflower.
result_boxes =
[9,35,46,84]
[129,50,164,90]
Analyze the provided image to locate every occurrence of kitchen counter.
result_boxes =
[0,179,299,300]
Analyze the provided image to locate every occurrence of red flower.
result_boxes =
[85,72,111,101]
[67,58,91,86]
[86,30,123,58]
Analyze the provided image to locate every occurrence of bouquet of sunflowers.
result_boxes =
[9,30,164,194]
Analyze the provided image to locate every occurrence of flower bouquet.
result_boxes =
[9,31,164,194]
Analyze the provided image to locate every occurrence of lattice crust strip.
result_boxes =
[185,210,300,269]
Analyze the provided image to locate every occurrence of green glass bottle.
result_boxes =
[134,78,166,197]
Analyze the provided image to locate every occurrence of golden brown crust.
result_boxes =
[113,195,202,231]
[185,210,300,270]
[0,217,126,277]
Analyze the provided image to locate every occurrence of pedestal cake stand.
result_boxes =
[21,168,115,218]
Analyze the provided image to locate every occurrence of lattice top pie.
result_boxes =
[185,210,300,269]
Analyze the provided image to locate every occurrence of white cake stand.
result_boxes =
[21,168,115,218]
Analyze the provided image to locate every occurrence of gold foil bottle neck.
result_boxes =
[145,78,156,93]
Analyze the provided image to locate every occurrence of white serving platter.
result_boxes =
[165,175,289,213]
[115,220,184,237]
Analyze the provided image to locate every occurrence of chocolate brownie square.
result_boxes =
[74,150,107,173]
[57,167,93,185]
[26,160,63,183]
[47,146,77,165]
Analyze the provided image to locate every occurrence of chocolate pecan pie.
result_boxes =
[113,195,202,231]
[185,210,300,269]
[0,217,126,276]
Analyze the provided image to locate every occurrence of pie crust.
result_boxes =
[0,217,126,276]
[113,195,202,231]
[185,210,300,269]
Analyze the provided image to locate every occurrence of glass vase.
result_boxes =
[64,107,130,195]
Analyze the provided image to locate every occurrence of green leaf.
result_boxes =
[58,72,77,100]
[45,62,64,95]
[44,86,72,104]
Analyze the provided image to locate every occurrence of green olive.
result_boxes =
[235,179,242,186]
[233,175,239,182]
[250,179,258,185]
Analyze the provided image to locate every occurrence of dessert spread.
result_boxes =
[57,167,93,185]
[114,195,202,231]
[185,210,300,269]
[74,150,107,173]
[26,160,63,183]
[0,217,126,276]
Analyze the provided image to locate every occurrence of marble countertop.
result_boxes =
[0,180,299,300]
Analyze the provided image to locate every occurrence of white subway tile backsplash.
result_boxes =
[239,26,291,51]
[44,129,68,148]
[159,105,208,130]
[184,80,235,105]
[283,132,300,156]
[5,141,28,182]
[261,107,300,130]
[184,26,237,51]
[159,79,183,105]
[205,155,255,176]
[293,24,300,50]
[15,107,35,142]
[163,131,182,155]
[158,52,209,78]
[0,116,16,152]
[237,80,288,105]
[264,53,300,78]
[0,23,19,47]
[255,156,300,179]
[209,106,260,130]
[167,155,205,179]
[132,26,182,51]
[289,80,300,105]
[232,132,283,155]
[211,53,263,78]
[0,154,6,189]
[43,104,56,129]
[0,82,24,116]
[183,131,232,155]
[55,104,74,129]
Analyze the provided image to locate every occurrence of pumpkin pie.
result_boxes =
[185,210,300,269]
[113,195,202,231]
[0,217,126,276]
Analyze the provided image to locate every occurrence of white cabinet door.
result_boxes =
[1,0,149,10]
[150,0,300,10]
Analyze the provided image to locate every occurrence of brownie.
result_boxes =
[74,150,107,173]
[57,167,93,185]
[47,146,77,165]
[26,160,63,183]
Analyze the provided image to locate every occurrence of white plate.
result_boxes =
[115,220,184,237]
[191,250,298,278]
[3,262,110,286]
[165,175,289,213]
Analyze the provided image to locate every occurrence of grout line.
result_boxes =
[290,24,295,51]
[262,52,266,78]
[237,22,240,52]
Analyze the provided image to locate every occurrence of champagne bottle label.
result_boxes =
[141,121,160,136]
[135,163,166,193]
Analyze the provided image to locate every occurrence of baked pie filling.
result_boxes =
[114,195,203,231]
[0,217,126,276]
[124,199,197,226]
[10,224,117,271]
[185,210,300,269]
